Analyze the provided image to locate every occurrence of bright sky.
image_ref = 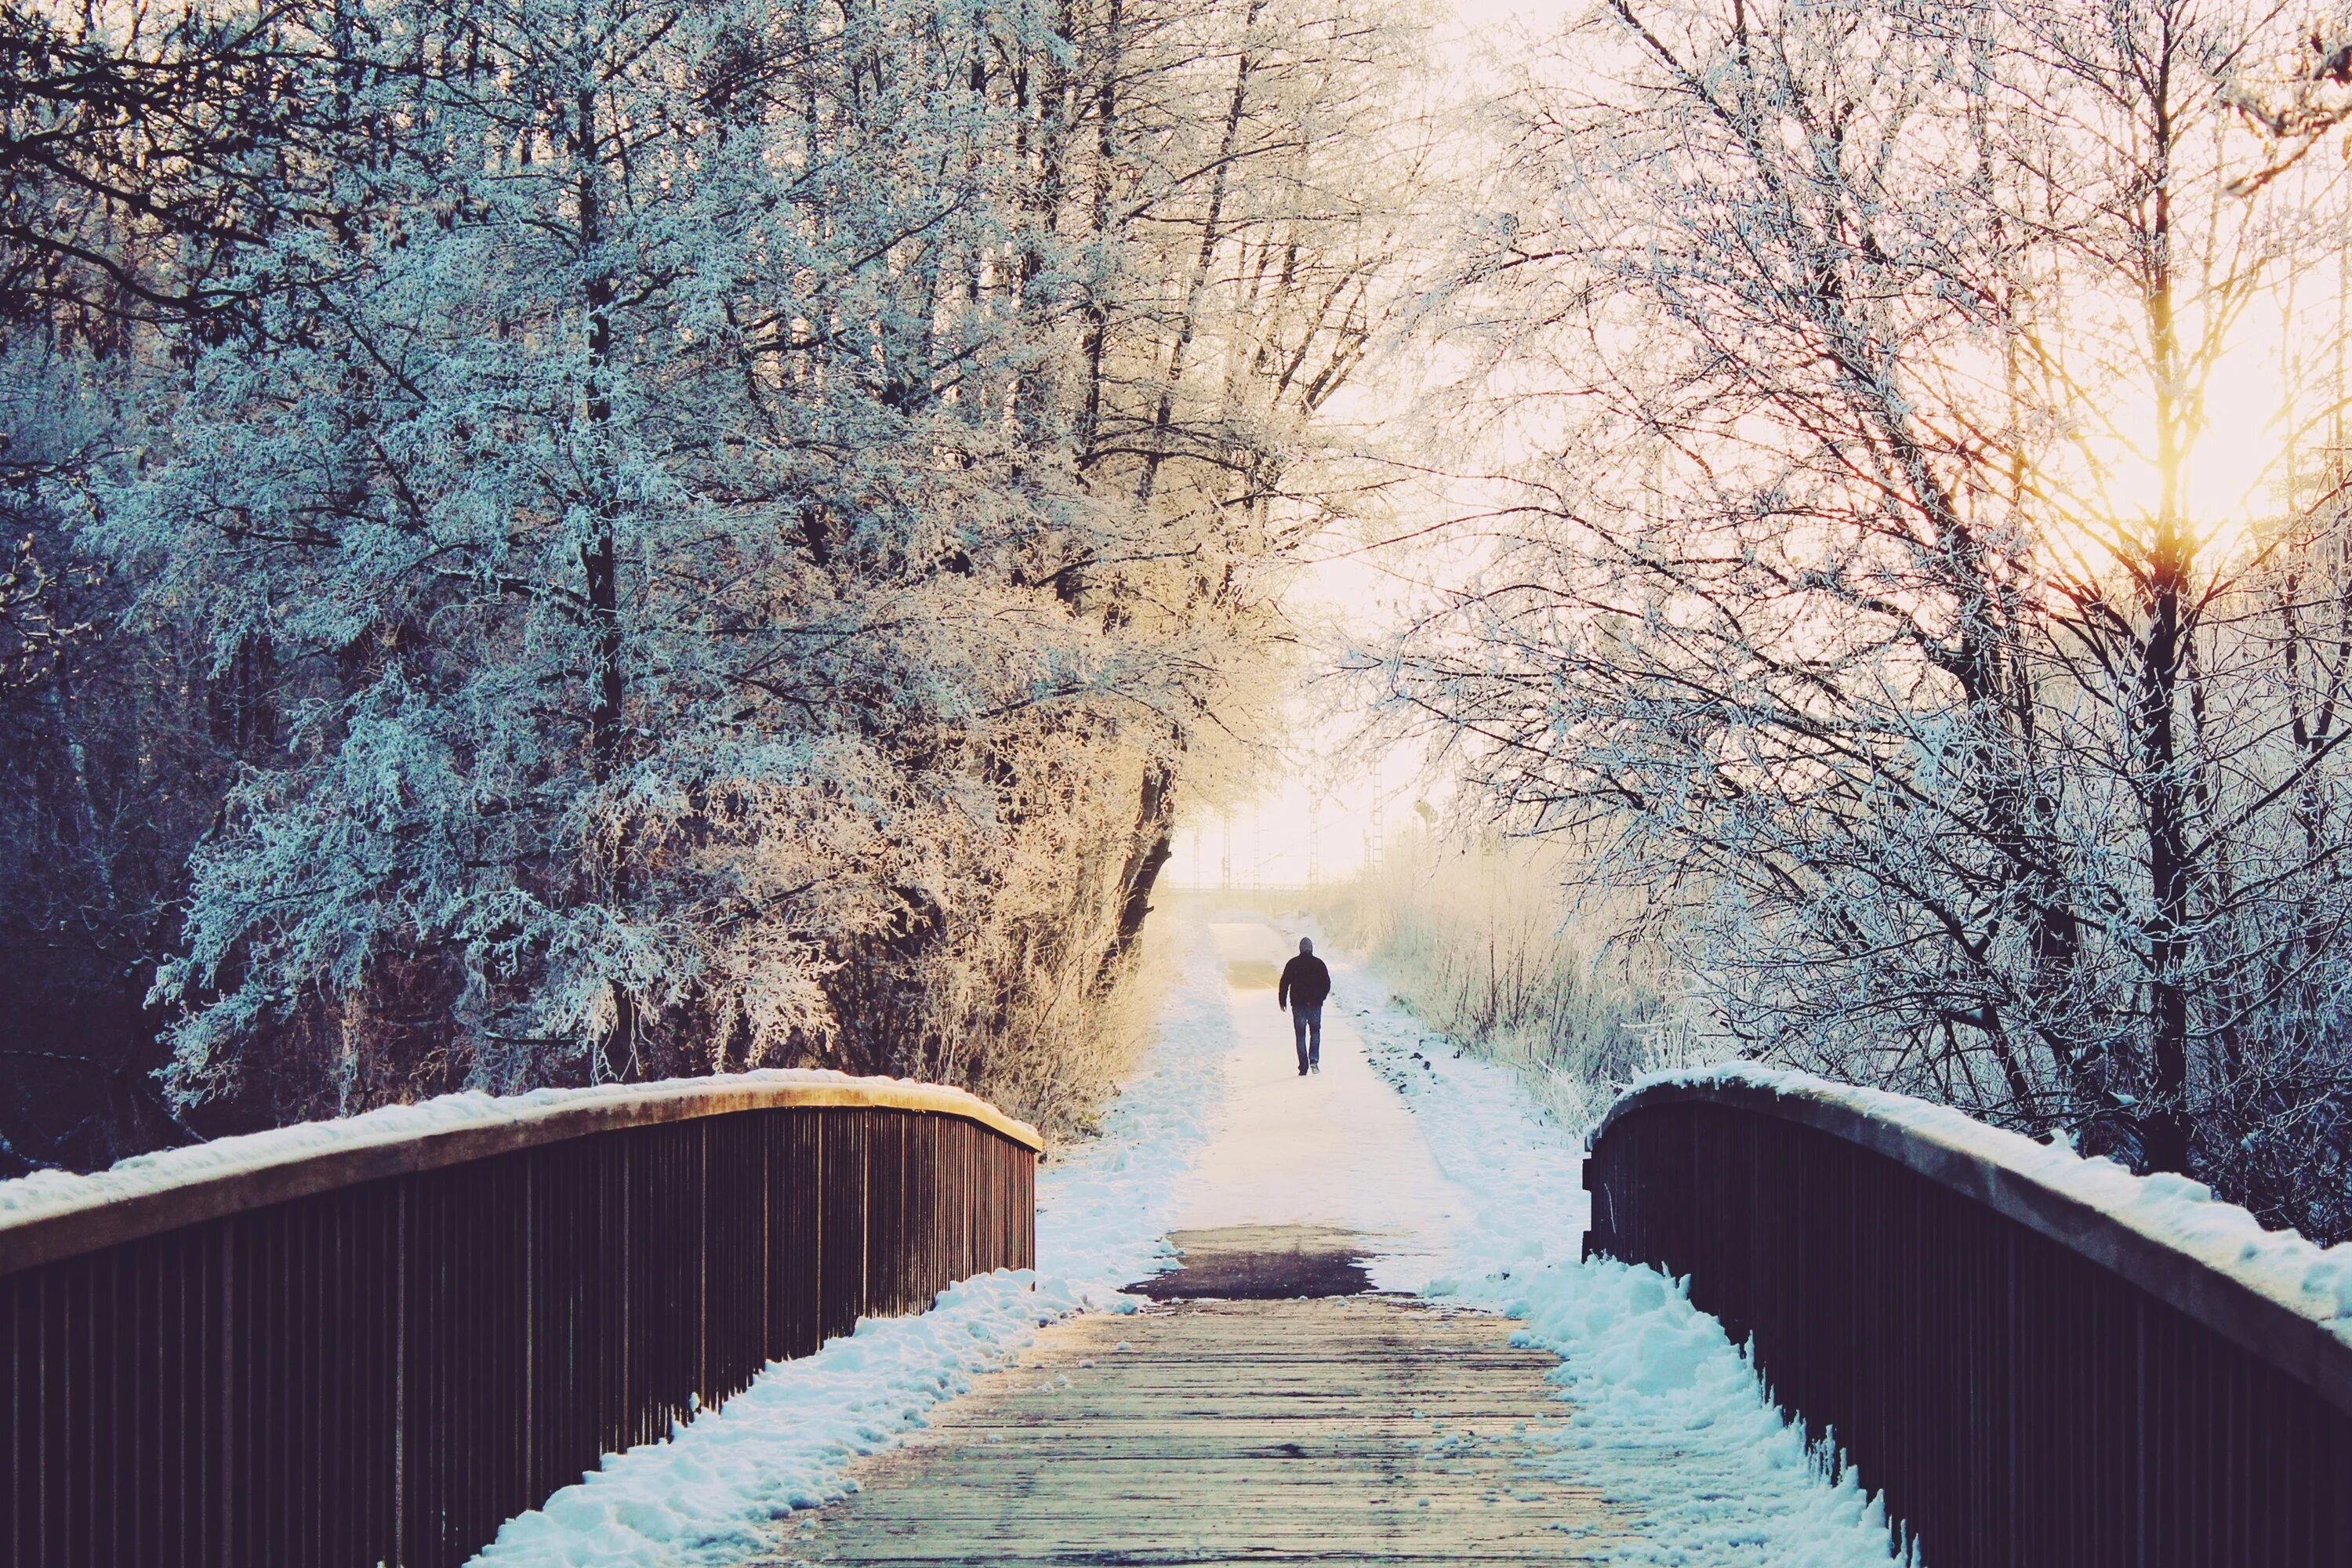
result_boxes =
[1163,0,1554,891]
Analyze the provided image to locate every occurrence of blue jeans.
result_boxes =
[1291,1004,1323,1069]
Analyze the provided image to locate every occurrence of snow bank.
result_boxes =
[1345,975,1589,1287]
[1515,1260,1907,1564]
[0,1068,1021,1232]
[475,1271,1075,1568]
[1633,1062,2352,1347]
[468,920,1233,1564]
[1035,916,1238,1302]
[1337,963,1905,1568]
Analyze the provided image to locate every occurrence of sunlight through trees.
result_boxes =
[1374,0,2352,1241]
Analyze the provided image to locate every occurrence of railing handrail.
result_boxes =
[1598,1065,2352,1417]
[0,1069,1043,1278]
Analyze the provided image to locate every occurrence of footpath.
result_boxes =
[473,908,1904,1568]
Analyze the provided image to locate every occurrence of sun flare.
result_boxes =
[2038,287,2325,575]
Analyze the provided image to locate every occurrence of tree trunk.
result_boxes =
[1136,0,1264,503]
[1077,0,1123,460]
[1101,759,1176,986]
[576,82,633,1086]
[2138,87,2193,1174]
[578,85,622,782]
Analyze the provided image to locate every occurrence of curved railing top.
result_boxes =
[0,1069,1043,1278]
[1597,1065,2352,1416]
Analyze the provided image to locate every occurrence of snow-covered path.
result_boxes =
[1167,920,1473,1290]
[1167,913,1906,1563]
[472,902,1906,1566]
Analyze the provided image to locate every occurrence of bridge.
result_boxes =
[6,922,2350,1568]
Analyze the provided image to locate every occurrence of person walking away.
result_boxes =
[1278,938,1332,1075]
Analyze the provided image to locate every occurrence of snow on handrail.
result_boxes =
[0,1068,1042,1277]
[1599,1063,2352,1414]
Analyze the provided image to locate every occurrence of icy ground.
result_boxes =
[472,906,1902,1566]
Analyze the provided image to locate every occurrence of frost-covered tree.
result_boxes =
[0,1,359,1166]
[0,0,1428,1145]
[1380,0,2352,1240]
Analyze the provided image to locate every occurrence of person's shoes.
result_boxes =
[1298,1065,1308,1076]
[1311,1062,1320,1073]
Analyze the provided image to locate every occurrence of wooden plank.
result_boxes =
[751,1295,1647,1566]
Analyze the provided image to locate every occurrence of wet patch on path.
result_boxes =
[1129,1222,1375,1299]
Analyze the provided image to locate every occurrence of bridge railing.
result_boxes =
[2,1071,1041,1568]
[1584,1066,2352,1568]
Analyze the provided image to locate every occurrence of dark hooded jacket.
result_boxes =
[1278,953,1331,1011]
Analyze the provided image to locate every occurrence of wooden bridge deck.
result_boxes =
[757,1232,1635,1566]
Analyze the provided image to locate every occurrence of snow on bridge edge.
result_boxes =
[1619,1062,2352,1349]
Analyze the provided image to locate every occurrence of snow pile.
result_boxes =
[0,1069,1007,1230]
[1637,1062,2352,1346]
[1335,962,1904,1568]
[1345,977,1589,1285]
[1521,1261,1907,1564]
[475,1272,1075,1568]
[469,921,1232,1565]
[1036,918,1238,1302]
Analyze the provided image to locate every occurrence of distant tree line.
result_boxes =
[0,0,1428,1168]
